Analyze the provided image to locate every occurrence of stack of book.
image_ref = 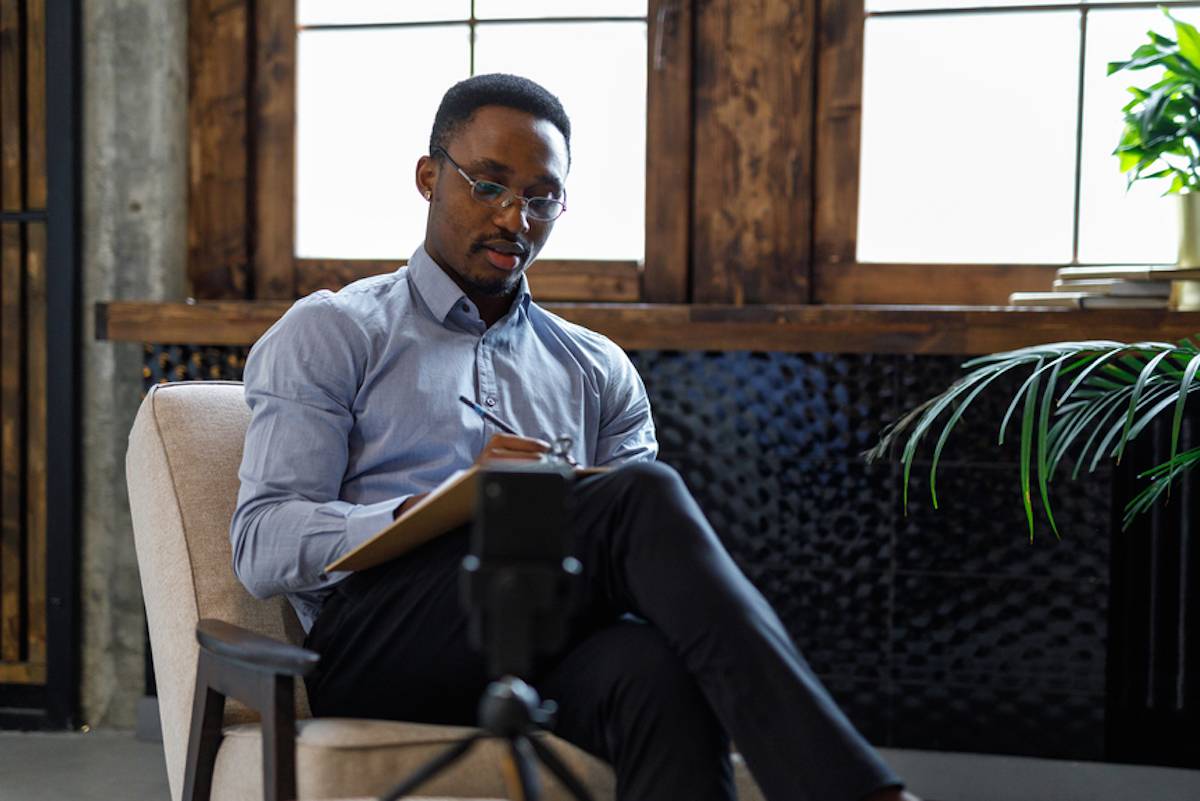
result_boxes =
[1009,266,1200,309]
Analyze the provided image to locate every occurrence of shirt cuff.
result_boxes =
[344,495,411,549]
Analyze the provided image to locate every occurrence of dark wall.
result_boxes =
[145,346,1115,761]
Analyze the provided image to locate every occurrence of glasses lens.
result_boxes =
[526,198,565,221]
[472,181,509,205]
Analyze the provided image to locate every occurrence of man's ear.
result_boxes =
[415,155,437,200]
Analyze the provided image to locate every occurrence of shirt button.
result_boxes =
[485,397,497,407]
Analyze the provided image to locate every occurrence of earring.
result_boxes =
[424,190,432,200]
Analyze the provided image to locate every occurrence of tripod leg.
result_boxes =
[508,736,542,801]
[377,733,484,801]
[524,734,598,801]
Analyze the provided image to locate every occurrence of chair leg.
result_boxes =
[259,674,297,801]
[182,655,225,801]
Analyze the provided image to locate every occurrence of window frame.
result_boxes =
[814,0,1194,305]
[188,0,690,303]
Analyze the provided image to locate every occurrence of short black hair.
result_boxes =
[429,73,571,163]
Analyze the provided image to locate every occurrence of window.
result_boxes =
[856,2,1187,266]
[295,2,649,263]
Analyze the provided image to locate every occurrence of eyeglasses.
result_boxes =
[431,146,567,222]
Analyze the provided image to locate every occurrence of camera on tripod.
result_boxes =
[379,460,597,801]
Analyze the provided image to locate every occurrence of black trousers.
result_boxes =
[305,461,901,801]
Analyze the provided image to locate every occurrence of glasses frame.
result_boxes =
[431,146,567,222]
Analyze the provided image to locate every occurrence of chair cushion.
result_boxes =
[211,718,617,801]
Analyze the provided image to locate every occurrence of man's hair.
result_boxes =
[429,73,571,162]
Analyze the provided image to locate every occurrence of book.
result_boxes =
[1054,265,1200,282]
[1051,278,1170,298]
[325,462,607,573]
[1008,291,1168,310]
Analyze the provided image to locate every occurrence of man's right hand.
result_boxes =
[475,433,551,464]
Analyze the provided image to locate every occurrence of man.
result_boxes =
[232,73,918,801]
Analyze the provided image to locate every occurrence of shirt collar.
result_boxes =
[408,244,533,324]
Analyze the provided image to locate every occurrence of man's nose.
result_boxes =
[493,200,530,235]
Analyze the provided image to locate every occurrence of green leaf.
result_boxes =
[1019,368,1041,542]
[1167,352,1200,495]
[1036,359,1062,538]
[1116,349,1175,462]
[1172,12,1200,70]
[927,368,1009,509]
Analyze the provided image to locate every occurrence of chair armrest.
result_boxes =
[196,618,320,677]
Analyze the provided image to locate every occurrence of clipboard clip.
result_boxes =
[548,436,578,468]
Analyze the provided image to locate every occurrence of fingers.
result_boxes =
[477,433,550,464]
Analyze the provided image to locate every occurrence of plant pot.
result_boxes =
[1170,191,1200,310]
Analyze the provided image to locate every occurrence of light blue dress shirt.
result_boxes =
[231,245,658,631]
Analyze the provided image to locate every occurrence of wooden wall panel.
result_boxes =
[25,0,45,209]
[692,0,815,304]
[0,0,21,666]
[643,0,693,303]
[811,0,862,276]
[188,0,251,299]
[251,0,295,299]
[0,223,20,664]
[25,222,45,664]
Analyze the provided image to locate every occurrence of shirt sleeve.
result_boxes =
[594,347,658,467]
[229,294,410,600]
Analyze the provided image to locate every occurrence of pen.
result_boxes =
[458,395,520,436]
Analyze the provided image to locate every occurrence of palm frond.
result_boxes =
[865,336,1200,534]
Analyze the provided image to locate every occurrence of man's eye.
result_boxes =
[474,181,507,201]
[527,197,559,214]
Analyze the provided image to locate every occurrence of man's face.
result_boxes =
[417,105,569,300]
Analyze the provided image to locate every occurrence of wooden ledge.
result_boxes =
[95,300,1200,355]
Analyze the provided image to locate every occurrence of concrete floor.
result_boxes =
[0,730,168,801]
[4,730,1200,801]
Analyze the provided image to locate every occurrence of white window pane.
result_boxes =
[867,1,1077,10]
[474,22,647,261]
[296,27,470,259]
[298,1,470,26]
[857,12,1080,263]
[1077,8,1188,264]
[475,1,647,20]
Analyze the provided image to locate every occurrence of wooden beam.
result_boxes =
[815,262,1060,305]
[692,0,815,304]
[95,300,1200,356]
[294,258,641,302]
[0,223,19,662]
[0,660,45,684]
[25,0,46,211]
[251,0,296,299]
[188,0,251,299]
[643,0,692,303]
[811,0,863,277]
[24,222,45,665]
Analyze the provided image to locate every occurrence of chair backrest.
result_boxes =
[126,381,309,800]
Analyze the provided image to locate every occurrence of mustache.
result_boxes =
[470,234,530,255]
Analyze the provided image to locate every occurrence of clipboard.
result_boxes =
[325,459,608,574]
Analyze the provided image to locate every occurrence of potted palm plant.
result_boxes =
[866,10,1200,531]
[1113,7,1200,307]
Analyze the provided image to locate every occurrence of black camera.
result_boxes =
[460,460,582,680]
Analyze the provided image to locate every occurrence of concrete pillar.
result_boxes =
[81,0,187,728]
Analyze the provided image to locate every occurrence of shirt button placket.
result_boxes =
[477,336,498,428]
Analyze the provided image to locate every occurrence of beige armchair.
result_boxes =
[126,380,764,801]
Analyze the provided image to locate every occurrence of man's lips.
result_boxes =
[476,240,528,272]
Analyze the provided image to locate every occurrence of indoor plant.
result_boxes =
[1113,6,1200,309]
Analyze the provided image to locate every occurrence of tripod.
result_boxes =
[376,675,596,801]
